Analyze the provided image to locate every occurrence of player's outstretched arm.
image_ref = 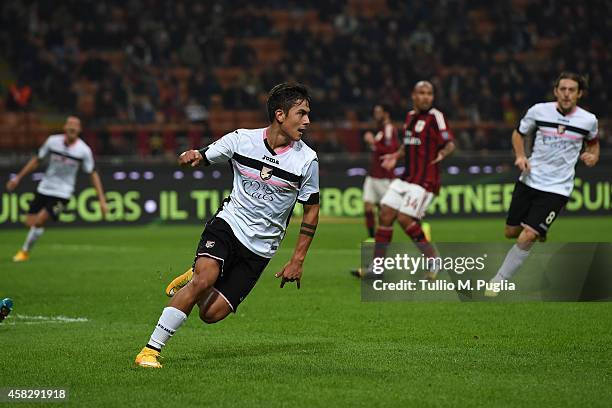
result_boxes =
[511,129,530,172]
[90,170,108,216]
[275,203,320,289]
[6,156,39,191]
[580,140,599,167]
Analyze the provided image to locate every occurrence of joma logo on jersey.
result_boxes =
[260,166,273,180]
[262,155,279,165]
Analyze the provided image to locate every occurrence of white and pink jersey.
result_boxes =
[517,102,598,197]
[202,127,319,258]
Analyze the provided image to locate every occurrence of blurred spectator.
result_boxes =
[184,99,209,124]
[190,70,220,106]
[179,34,203,68]
[0,0,609,154]
[228,40,257,67]
[6,79,32,111]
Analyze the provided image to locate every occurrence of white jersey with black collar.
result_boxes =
[517,102,598,196]
[202,127,319,258]
[36,135,95,199]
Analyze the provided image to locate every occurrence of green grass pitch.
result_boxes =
[1,216,611,407]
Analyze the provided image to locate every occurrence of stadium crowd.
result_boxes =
[1,0,609,153]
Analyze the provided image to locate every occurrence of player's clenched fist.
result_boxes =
[579,152,598,167]
[6,176,20,192]
[514,156,530,172]
[178,150,204,167]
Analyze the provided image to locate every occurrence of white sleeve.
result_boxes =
[517,105,537,136]
[82,148,95,174]
[586,117,598,141]
[201,130,240,165]
[384,124,394,145]
[38,137,51,159]
[297,159,320,205]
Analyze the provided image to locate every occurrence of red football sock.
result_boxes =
[373,226,393,259]
[365,209,376,237]
[405,221,437,258]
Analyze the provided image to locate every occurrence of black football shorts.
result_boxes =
[28,193,69,221]
[193,217,270,312]
[506,181,569,237]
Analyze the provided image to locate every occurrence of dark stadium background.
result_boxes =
[1,0,610,226]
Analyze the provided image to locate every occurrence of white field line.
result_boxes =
[49,245,357,255]
[47,244,145,252]
[3,314,89,325]
[275,249,359,255]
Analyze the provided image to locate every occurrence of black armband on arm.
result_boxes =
[197,147,211,166]
[300,221,317,238]
[299,229,315,237]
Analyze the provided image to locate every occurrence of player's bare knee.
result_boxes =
[199,304,229,324]
[505,226,521,239]
[517,228,538,247]
[200,312,223,324]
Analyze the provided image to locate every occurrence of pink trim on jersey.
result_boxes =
[234,162,295,189]
[263,126,294,154]
[273,142,294,155]
[539,129,581,141]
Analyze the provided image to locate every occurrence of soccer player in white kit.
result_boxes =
[6,116,108,262]
[135,83,320,368]
[486,72,599,296]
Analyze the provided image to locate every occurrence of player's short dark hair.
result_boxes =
[267,83,311,123]
[554,72,588,91]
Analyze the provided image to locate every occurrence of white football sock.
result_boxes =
[147,307,187,350]
[22,227,45,251]
[492,244,530,282]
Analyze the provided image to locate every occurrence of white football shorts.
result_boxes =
[380,179,434,219]
[362,176,392,204]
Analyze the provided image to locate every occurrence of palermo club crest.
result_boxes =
[557,124,566,134]
[260,165,273,180]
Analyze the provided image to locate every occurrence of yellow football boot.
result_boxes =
[422,222,432,242]
[135,347,162,368]
[165,267,193,297]
[12,250,29,262]
[423,270,438,281]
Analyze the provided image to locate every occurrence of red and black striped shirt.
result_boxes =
[402,108,453,194]
[369,122,400,179]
